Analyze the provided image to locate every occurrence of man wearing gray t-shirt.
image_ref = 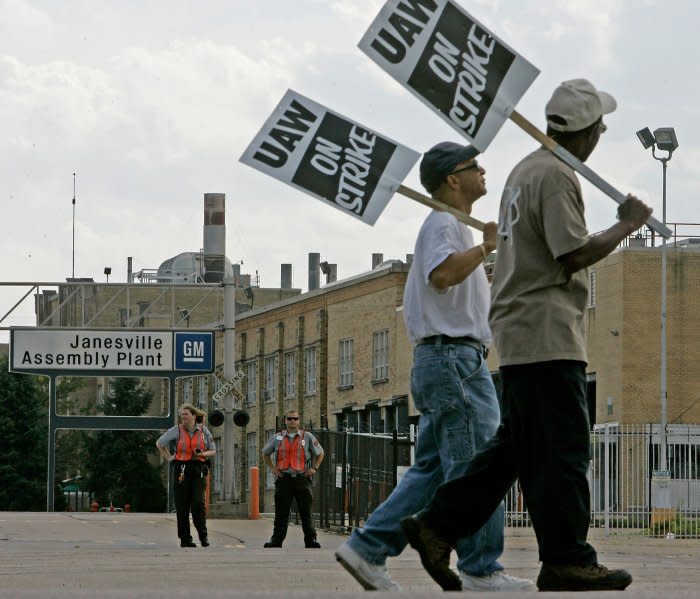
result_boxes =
[336,142,533,592]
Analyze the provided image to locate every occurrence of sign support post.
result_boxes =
[222,279,236,502]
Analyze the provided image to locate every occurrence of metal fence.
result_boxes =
[308,429,413,531]
[592,424,700,537]
[309,424,700,539]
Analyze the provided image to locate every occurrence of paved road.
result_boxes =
[1,512,698,597]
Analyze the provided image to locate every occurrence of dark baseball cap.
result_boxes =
[419,142,480,193]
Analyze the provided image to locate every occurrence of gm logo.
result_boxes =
[174,332,214,372]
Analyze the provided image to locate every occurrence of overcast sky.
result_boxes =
[2,0,698,333]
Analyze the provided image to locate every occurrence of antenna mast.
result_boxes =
[72,173,76,278]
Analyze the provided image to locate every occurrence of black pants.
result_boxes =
[270,473,317,545]
[173,461,208,543]
[423,361,598,566]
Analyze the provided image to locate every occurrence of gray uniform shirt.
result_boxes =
[262,430,324,474]
[157,425,215,454]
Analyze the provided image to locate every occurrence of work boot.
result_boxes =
[305,540,321,548]
[400,516,460,591]
[200,537,210,547]
[263,539,283,548]
[180,539,196,548]
[537,562,633,591]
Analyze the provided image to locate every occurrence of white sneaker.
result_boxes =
[460,570,536,592]
[335,541,401,591]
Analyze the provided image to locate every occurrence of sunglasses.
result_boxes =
[450,161,481,175]
[286,416,299,421]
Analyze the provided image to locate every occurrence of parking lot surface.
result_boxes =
[1,512,699,597]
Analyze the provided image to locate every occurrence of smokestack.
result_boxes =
[127,256,133,282]
[372,253,384,268]
[308,253,320,291]
[203,193,226,283]
[281,264,292,289]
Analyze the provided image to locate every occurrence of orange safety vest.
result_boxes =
[275,431,307,473]
[174,425,206,462]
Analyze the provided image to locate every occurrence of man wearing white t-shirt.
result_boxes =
[336,142,533,592]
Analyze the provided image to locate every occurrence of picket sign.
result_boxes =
[360,0,671,239]
[240,89,485,231]
[509,110,672,238]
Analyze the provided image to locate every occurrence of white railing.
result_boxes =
[504,424,700,538]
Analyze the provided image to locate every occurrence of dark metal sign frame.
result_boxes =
[8,327,215,511]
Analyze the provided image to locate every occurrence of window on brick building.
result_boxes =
[305,347,317,395]
[197,376,207,408]
[246,361,257,406]
[284,352,296,398]
[339,338,354,388]
[372,329,389,382]
[264,356,277,402]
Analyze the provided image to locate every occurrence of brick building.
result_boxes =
[585,244,700,426]
[231,260,415,508]
[25,229,700,513]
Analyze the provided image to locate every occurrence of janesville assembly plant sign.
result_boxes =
[9,328,214,376]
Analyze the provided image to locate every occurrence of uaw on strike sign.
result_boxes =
[359,0,539,151]
[239,89,420,225]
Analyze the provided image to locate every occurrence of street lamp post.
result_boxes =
[636,126,678,476]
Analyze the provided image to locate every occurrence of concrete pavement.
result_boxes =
[1,511,699,597]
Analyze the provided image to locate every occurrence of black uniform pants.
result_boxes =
[423,360,598,566]
[173,460,208,542]
[270,473,317,545]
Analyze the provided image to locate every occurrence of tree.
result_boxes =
[0,354,48,510]
[82,378,166,512]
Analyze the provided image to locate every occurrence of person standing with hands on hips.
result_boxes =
[156,403,216,548]
[262,410,324,548]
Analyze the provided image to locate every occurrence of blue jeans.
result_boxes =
[422,361,597,566]
[347,342,505,575]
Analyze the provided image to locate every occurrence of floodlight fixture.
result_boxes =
[636,126,678,156]
[319,261,331,275]
[244,286,255,299]
[636,127,655,149]
[653,127,679,153]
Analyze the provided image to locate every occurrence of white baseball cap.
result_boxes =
[545,78,617,132]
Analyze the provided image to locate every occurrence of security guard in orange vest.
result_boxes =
[262,410,324,548]
[156,404,216,548]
